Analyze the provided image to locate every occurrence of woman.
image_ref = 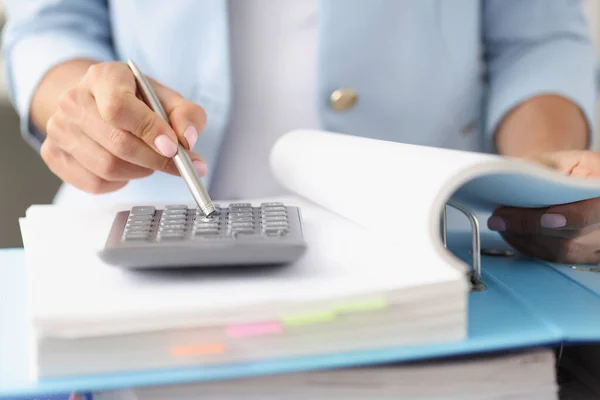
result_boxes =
[2,0,599,271]
[1,2,600,399]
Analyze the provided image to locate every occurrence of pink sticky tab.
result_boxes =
[226,322,282,338]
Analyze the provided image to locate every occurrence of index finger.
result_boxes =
[83,64,181,158]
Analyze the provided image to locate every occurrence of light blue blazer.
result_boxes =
[1,0,597,204]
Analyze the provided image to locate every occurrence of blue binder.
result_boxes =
[2,225,600,399]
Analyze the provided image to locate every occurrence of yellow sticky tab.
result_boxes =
[334,298,388,314]
[281,310,336,326]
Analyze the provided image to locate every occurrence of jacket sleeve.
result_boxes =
[482,0,598,151]
[1,0,116,151]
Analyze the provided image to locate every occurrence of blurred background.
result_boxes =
[0,1,600,248]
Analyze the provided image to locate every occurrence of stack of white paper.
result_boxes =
[20,193,467,378]
[92,348,558,400]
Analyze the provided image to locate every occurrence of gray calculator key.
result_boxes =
[194,222,219,229]
[263,220,289,228]
[163,208,187,216]
[262,205,286,211]
[159,223,186,231]
[229,212,253,218]
[229,203,252,208]
[262,215,287,222]
[194,218,220,224]
[122,232,150,241]
[193,229,219,235]
[125,224,152,231]
[263,227,288,235]
[128,215,154,222]
[230,207,252,212]
[196,215,219,223]
[228,216,253,223]
[261,202,284,207]
[130,206,156,216]
[262,211,287,217]
[158,231,185,239]
[126,220,153,227]
[229,221,254,228]
[230,227,255,234]
[161,215,187,222]
[165,205,187,211]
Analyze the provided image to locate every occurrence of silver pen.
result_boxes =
[127,59,217,217]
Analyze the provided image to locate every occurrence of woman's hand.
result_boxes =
[488,151,600,264]
[39,61,207,194]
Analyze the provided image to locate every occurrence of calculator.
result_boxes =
[99,202,307,269]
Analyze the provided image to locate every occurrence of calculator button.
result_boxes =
[161,214,186,219]
[158,230,185,239]
[158,234,185,240]
[228,212,253,218]
[165,205,187,211]
[263,220,289,228]
[193,229,219,235]
[130,206,156,216]
[126,220,153,227]
[261,215,287,222]
[128,215,153,222]
[229,221,254,228]
[125,224,152,232]
[262,206,286,212]
[228,216,254,223]
[263,227,288,236]
[159,223,186,231]
[260,202,284,207]
[161,215,187,223]
[262,211,287,217]
[229,203,252,208]
[194,222,220,229]
[122,232,150,241]
[163,208,187,216]
[229,206,252,212]
[195,217,219,224]
[230,227,255,235]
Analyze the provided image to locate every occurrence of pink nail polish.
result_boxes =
[541,213,566,228]
[487,216,506,232]
[154,135,177,157]
[183,126,198,149]
[193,160,207,176]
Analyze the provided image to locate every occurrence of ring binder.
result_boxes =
[442,200,486,291]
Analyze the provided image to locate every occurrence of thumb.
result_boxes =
[148,78,207,151]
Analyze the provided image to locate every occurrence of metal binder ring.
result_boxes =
[442,200,486,291]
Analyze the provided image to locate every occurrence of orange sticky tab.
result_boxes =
[170,343,225,358]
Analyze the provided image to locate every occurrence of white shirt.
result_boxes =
[53,0,319,205]
[210,0,320,200]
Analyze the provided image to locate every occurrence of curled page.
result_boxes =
[269,129,494,270]
[270,129,600,271]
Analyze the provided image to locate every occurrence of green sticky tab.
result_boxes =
[281,310,336,326]
[334,298,388,314]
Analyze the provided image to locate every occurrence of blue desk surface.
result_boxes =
[2,232,600,399]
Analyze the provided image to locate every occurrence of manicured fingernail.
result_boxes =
[541,213,566,228]
[183,126,198,149]
[487,216,506,232]
[193,160,207,176]
[154,135,177,157]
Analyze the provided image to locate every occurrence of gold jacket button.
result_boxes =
[330,88,358,111]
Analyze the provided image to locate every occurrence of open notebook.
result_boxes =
[18,129,600,381]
